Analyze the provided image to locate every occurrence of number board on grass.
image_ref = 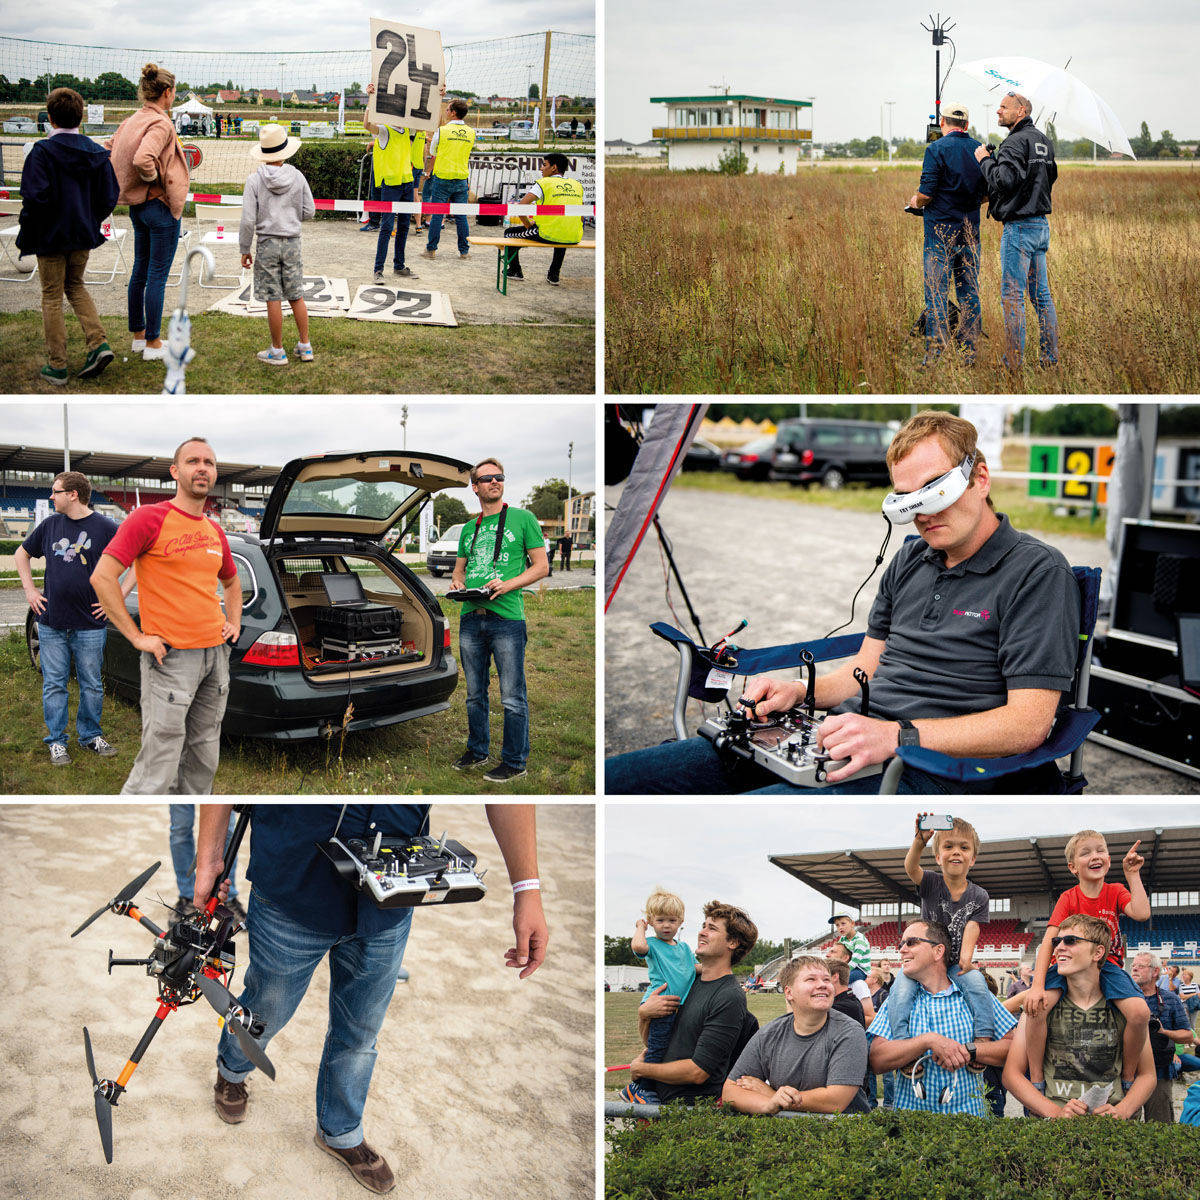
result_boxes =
[367,19,444,134]
[348,285,457,327]
[209,276,350,318]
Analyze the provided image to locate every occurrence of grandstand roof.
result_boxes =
[0,444,282,488]
[769,825,1200,909]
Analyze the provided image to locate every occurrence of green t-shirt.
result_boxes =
[456,505,545,621]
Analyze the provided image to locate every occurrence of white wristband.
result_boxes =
[512,878,541,895]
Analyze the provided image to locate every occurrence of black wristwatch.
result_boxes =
[967,1042,978,1066]
[897,719,920,748]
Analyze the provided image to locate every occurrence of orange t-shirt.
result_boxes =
[103,502,236,649]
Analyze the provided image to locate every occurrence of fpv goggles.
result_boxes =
[882,454,975,524]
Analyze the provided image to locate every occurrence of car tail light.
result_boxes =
[800,449,814,466]
[242,630,300,667]
[744,453,758,463]
[443,628,452,649]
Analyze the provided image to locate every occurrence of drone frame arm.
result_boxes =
[121,904,166,940]
[110,1001,173,1099]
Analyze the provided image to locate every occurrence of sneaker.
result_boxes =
[459,251,470,259]
[373,270,385,283]
[617,1081,657,1105]
[84,735,118,757]
[314,1134,396,1194]
[142,344,167,361]
[483,762,527,783]
[507,269,525,281]
[359,221,380,232]
[49,742,70,765]
[393,266,417,278]
[40,364,68,385]
[213,1076,249,1124]
[78,342,115,380]
[294,343,314,362]
[421,248,436,259]
[130,338,147,353]
[546,275,561,286]
[257,347,288,365]
[452,750,489,771]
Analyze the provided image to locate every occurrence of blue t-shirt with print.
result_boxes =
[22,511,119,630]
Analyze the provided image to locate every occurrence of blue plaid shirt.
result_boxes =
[867,978,1017,1116]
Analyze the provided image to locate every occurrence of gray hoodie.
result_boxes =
[239,163,315,254]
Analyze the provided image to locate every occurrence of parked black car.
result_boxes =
[682,436,723,472]
[770,419,893,489]
[26,450,473,740]
[721,434,778,481]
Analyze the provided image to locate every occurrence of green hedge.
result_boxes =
[0,540,23,555]
[292,141,370,219]
[605,1106,1200,1200]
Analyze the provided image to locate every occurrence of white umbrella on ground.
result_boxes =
[954,56,1136,158]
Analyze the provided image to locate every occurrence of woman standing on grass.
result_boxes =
[109,63,188,361]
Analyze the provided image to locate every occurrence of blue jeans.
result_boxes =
[459,610,529,769]
[882,1069,895,1106]
[217,889,412,1147]
[38,623,106,745]
[373,180,414,273]
[426,176,470,254]
[644,1011,676,1063]
[999,215,1058,367]
[127,198,182,341]
[604,736,1063,795]
[168,804,239,901]
[923,218,981,356]
[886,963,996,1040]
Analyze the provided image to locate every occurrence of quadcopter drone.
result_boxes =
[72,807,273,1165]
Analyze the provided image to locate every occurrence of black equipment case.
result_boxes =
[315,572,406,659]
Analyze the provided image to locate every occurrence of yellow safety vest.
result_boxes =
[433,123,476,180]
[372,125,413,186]
[410,130,426,171]
[535,176,584,244]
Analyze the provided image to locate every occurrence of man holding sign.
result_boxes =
[364,82,419,283]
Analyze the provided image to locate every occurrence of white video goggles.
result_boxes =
[882,454,976,524]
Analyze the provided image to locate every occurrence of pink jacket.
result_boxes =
[109,104,189,218]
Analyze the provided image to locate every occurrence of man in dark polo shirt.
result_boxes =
[620,901,757,1105]
[907,103,987,366]
[193,804,547,1194]
[605,410,1079,795]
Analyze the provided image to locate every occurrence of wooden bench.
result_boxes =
[467,235,596,294]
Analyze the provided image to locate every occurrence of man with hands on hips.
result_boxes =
[192,803,548,1194]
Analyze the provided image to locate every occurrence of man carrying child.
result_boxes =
[238,124,315,365]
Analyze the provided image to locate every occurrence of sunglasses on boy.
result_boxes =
[475,473,505,484]
[1050,935,1101,949]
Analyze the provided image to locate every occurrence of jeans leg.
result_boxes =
[451,180,470,253]
[127,203,150,333]
[948,963,996,1039]
[922,222,951,354]
[605,736,776,794]
[1027,220,1058,363]
[142,200,181,342]
[374,184,396,273]
[218,890,333,1082]
[884,969,918,1039]
[953,226,982,356]
[426,177,447,250]
[458,612,492,759]
[490,617,529,769]
[1000,221,1031,367]
[317,912,412,1146]
[71,626,107,743]
[37,624,70,745]
[37,255,69,368]
[168,804,197,897]
[394,181,413,267]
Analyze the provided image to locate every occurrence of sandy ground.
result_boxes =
[0,212,594,327]
[0,803,595,1200]
[603,481,1194,794]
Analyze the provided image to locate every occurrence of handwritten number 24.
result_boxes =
[375,29,438,121]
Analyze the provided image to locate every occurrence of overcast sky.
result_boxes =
[0,401,595,509]
[606,0,1196,143]
[606,801,1197,948]
[9,2,594,50]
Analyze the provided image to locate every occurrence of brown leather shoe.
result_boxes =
[213,1076,248,1123]
[314,1134,396,1193]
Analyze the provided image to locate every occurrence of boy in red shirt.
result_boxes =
[1023,829,1151,1092]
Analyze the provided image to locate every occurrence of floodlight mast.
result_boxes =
[920,13,956,142]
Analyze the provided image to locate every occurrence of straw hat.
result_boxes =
[251,123,301,162]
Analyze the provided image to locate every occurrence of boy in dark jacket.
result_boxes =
[18,87,120,385]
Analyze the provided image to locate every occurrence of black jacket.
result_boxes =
[16,133,119,256]
[979,117,1057,222]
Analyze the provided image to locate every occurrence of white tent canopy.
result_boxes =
[171,92,214,117]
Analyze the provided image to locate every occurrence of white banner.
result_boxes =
[87,104,104,125]
[468,152,596,207]
[367,19,444,134]
[419,497,434,552]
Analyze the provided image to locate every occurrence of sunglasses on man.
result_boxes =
[475,473,505,484]
[899,936,938,949]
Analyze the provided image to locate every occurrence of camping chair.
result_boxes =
[649,564,1102,795]
[0,198,36,282]
[83,217,130,285]
[194,202,245,289]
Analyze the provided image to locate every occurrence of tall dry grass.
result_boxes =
[604,164,1200,394]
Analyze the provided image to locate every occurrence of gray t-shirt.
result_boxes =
[919,870,990,964]
[727,1010,871,1113]
[1043,994,1126,1106]
[838,514,1079,722]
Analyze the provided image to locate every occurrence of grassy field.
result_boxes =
[0,587,594,795]
[604,989,787,1095]
[605,164,1200,393]
[0,312,594,395]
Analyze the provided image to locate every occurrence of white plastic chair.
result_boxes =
[83,217,130,284]
[194,202,245,289]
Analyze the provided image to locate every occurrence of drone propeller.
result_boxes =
[193,973,276,1080]
[71,861,162,938]
[82,1027,114,1164]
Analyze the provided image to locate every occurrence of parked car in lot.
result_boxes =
[26,450,473,741]
[508,120,536,141]
[770,419,893,489]
[2,116,35,134]
[721,434,778,481]
[425,522,465,577]
[682,435,723,472]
